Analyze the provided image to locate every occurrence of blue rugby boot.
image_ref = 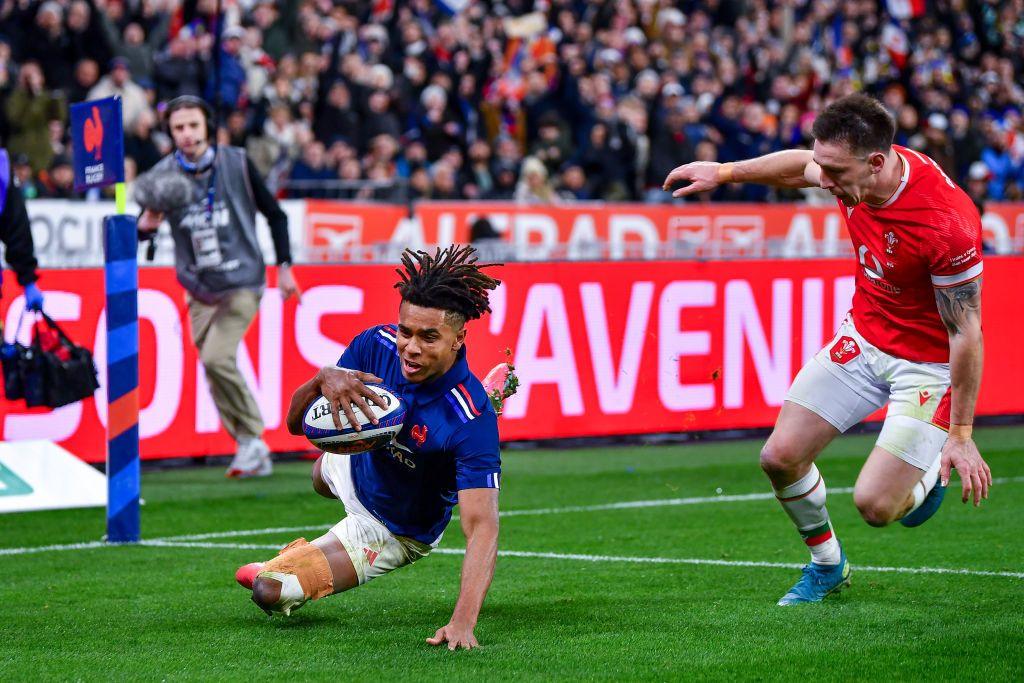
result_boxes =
[900,480,947,528]
[777,547,851,606]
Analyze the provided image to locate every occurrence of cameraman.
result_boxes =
[138,96,299,478]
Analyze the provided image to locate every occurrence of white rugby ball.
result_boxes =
[302,385,407,455]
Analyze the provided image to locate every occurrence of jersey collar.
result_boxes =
[397,345,471,404]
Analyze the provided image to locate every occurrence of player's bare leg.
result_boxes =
[761,401,840,488]
[856,440,942,532]
[248,533,359,616]
[762,401,851,605]
[853,446,931,526]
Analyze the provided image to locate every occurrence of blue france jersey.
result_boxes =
[336,324,501,544]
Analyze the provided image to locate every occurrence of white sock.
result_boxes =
[907,456,942,514]
[775,464,842,565]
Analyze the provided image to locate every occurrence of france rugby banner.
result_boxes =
[70,97,125,192]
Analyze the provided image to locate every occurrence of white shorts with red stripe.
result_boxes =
[319,452,436,585]
[786,316,951,471]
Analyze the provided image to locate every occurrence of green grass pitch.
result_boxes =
[3,426,1023,681]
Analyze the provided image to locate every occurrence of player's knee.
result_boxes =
[311,456,337,499]
[853,491,895,527]
[760,441,803,477]
[251,575,282,611]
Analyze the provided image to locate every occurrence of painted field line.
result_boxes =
[133,540,1024,580]
[4,476,1022,556]
[0,541,108,556]
[157,474,1023,536]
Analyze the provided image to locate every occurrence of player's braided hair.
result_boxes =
[394,245,501,325]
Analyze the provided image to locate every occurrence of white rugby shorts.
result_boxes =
[786,316,951,470]
[318,453,436,585]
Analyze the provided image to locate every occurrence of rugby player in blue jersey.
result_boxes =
[235,246,504,650]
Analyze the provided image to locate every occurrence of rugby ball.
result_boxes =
[302,385,406,454]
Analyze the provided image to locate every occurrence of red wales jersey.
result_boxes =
[841,145,983,363]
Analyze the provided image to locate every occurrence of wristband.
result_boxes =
[948,424,973,440]
[718,162,735,183]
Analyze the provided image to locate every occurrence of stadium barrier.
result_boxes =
[1,258,1022,462]
[24,200,1024,267]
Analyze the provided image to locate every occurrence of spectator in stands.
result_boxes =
[68,59,100,104]
[922,113,956,179]
[314,81,360,147]
[981,125,1020,201]
[153,33,203,101]
[530,113,572,177]
[66,0,111,71]
[4,62,66,174]
[965,161,991,217]
[205,26,247,114]
[408,166,432,200]
[87,58,151,130]
[11,153,42,200]
[415,85,462,162]
[336,157,363,200]
[265,102,304,161]
[38,154,74,199]
[462,140,495,200]
[251,0,292,62]
[579,121,629,201]
[515,156,558,205]
[288,140,335,199]
[2,0,1024,205]
[647,104,697,203]
[486,161,518,201]
[21,2,74,93]
[431,161,462,201]
[556,162,590,201]
[360,90,403,152]
[124,110,165,175]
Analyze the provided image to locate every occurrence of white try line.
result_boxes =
[148,474,1024,542]
[124,540,1024,580]
[3,475,1022,557]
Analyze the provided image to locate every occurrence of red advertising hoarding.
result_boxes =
[2,258,1021,462]
[303,201,1024,258]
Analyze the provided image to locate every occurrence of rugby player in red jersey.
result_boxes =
[664,94,991,605]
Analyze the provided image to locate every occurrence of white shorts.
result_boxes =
[786,316,951,471]
[318,453,435,585]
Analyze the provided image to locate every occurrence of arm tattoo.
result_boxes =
[934,278,982,336]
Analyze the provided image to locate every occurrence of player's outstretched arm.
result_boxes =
[427,487,499,651]
[662,149,820,198]
[934,278,991,505]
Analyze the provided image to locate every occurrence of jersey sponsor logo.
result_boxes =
[858,245,885,280]
[858,245,902,294]
[386,440,416,470]
[410,424,428,447]
[829,336,862,365]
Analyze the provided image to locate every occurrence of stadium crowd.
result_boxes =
[0,0,1022,205]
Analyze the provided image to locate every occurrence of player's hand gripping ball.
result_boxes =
[302,385,406,454]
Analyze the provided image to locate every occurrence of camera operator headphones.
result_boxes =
[164,95,217,173]
[164,95,215,143]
